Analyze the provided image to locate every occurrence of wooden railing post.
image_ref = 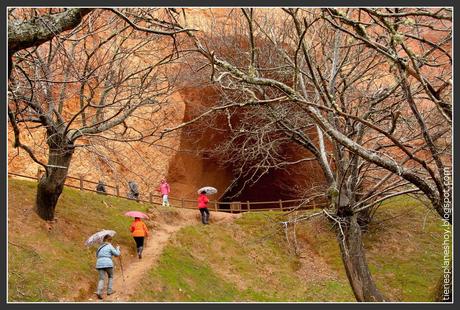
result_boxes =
[116,185,120,197]
[149,192,153,204]
[279,199,283,211]
[214,201,218,211]
[247,201,250,212]
[79,175,84,191]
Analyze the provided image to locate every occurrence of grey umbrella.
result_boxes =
[197,186,218,195]
[85,229,116,247]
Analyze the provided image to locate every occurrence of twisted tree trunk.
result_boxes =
[35,133,74,221]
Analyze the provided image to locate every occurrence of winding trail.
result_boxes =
[85,208,239,302]
[104,223,184,302]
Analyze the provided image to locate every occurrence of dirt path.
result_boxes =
[87,208,239,302]
[103,223,183,302]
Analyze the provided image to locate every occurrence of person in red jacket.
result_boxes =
[130,217,149,259]
[198,190,210,225]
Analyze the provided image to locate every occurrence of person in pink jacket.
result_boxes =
[158,179,171,207]
[198,190,210,224]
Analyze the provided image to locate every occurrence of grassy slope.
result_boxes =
[132,212,354,302]
[132,196,447,302]
[8,178,448,302]
[300,196,448,302]
[366,196,450,301]
[8,177,150,302]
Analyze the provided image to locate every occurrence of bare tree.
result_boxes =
[8,8,94,78]
[8,8,190,220]
[165,7,451,301]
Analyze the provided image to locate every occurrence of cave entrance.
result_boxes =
[217,167,315,212]
[165,86,327,211]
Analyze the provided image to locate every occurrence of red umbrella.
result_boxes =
[124,211,149,219]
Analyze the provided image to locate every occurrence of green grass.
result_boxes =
[132,197,447,302]
[131,212,355,302]
[8,177,151,302]
[364,195,449,301]
[286,196,448,302]
[135,245,245,302]
[8,178,448,302]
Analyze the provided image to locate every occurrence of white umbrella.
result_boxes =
[197,186,218,195]
[85,229,116,247]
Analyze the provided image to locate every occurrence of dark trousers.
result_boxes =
[199,208,210,224]
[133,236,144,255]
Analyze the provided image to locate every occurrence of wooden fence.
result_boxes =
[8,170,328,213]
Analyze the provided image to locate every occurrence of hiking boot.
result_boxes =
[107,291,116,296]
[139,254,142,259]
[96,293,103,300]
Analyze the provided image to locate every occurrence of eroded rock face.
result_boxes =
[8,55,327,210]
[166,85,328,208]
[7,92,185,200]
[7,8,329,206]
[165,86,235,204]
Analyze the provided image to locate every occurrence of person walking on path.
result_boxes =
[130,217,149,259]
[198,190,210,225]
[158,179,171,207]
[95,235,121,300]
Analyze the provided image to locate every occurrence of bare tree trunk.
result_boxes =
[35,135,74,221]
[336,212,385,302]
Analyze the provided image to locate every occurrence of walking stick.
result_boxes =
[118,255,126,290]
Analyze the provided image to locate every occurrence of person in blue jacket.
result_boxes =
[95,235,121,299]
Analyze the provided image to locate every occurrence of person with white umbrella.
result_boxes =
[197,186,217,225]
[94,234,121,299]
